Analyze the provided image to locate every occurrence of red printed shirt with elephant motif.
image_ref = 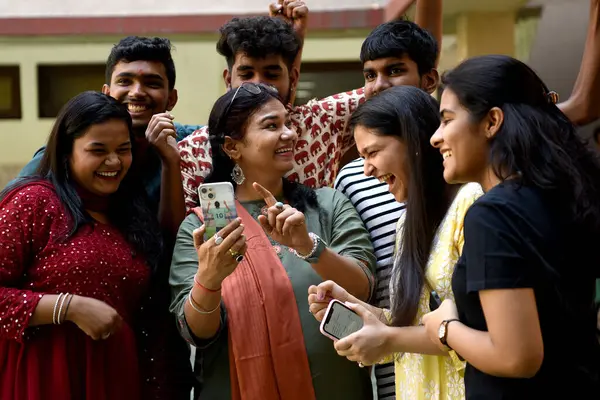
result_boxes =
[178,88,366,211]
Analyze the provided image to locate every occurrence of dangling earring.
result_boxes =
[231,163,245,185]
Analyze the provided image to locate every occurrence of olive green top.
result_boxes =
[169,187,376,399]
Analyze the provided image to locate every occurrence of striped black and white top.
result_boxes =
[334,158,405,400]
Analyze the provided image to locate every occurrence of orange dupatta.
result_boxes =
[193,202,315,400]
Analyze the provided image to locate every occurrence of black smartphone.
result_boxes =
[429,290,442,311]
[320,300,364,341]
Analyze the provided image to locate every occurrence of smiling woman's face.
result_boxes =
[68,119,133,196]
[354,124,410,203]
[430,88,490,185]
[232,98,298,180]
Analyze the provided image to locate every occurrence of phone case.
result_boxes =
[429,290,442,311]
[198,182,238,241]
[319,299,363,341]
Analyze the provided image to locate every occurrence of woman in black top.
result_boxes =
[422,54,600,399]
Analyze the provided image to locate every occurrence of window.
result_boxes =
[295,61,363,105]
[0,66,22,119]
[38,64,105,118]
[294,62,364,168]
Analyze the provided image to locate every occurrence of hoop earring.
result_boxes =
[231,163,245,185]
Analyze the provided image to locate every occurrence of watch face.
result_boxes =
[438,323,446,340]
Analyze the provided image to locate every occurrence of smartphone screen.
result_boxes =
[322,301,364,340]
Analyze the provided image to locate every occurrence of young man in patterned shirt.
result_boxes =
[178,11,367,210]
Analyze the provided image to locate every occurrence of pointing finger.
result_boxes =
[253,182,278,207]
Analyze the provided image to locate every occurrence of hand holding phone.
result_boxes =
[308,280,351,322]
[324,300,394,367]
[429,290,442,311]
[194,182,246,290]
[320,300,364,341]
[193,218,247,291]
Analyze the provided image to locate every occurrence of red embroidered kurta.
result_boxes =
[0,182,151,400]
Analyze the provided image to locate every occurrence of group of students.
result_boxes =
[1,0,600,399]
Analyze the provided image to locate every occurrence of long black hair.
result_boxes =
[205,83,320,213]
[1,91,162,270]
[350,86,449,327]
[442,55,600,235]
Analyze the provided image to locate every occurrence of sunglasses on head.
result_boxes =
[224,83,278,116]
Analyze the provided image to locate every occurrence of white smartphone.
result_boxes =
[198,182,237,241]
[319,299,364,341]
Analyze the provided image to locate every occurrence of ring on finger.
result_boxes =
[229,249,244,263]
[214,234,224,245]
[274,201,284,210]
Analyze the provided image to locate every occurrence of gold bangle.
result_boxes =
[188,293,220,315]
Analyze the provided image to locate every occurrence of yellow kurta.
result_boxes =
[384,182,483,400]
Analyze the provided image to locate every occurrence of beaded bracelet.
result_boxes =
[188,293,220,315]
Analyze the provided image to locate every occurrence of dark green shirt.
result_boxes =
[170,187,376,399]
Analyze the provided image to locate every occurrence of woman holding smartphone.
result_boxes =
[308,86,482,399]
[169,83,376,399]
[422,55,600,399]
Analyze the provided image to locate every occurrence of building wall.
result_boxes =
[0,0,385,17]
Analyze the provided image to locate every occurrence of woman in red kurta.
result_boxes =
[0,92,163,399]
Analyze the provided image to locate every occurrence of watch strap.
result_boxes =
[440,318,461,346]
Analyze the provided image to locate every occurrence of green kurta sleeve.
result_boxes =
[320,188,377,299]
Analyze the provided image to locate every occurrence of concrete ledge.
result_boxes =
[0,10,384,36]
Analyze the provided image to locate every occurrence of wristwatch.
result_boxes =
[438,318,460,350]
[291,232,327,263]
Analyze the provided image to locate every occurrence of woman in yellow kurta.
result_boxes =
[386,182,481,399]
[308,86,482,399]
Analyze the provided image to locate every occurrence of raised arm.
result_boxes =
[385,0,443,65]
[269,0,309,105]
[558,0,600,126]
[145,113,186,237]
[414,0,443,65]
